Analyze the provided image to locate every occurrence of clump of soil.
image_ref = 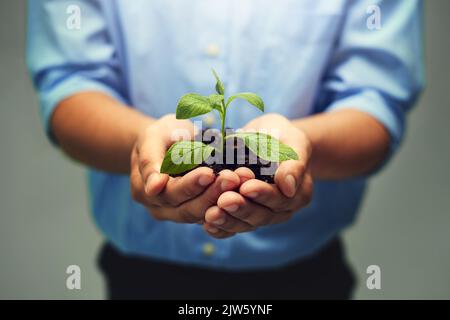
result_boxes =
[171,129,277,183]
[208,139,276,184]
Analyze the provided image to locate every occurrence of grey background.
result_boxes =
[1,0,449,299]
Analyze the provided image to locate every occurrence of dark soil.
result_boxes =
[171,129,277,183]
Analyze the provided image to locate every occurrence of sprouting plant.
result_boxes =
[160,69,299,175]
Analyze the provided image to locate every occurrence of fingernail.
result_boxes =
[224,205,239,213]
[199,175,214,186]
[213,217,225,226]
[145,173,157,193]
[285,174,297,197]
[207,227,219,233]
[221,180,230,191]
[154,163,162,172]
[246,192,259,199]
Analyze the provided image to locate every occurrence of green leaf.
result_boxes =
[160,141,215,175]
[211,69,225,95]
[225,132,298,162]
[176,93,214,119]
[226,92,264,112]
[208,94,224,112]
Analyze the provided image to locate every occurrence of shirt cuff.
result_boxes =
[324,89,406,175]
[325,89,405,153]
[38,77,125,145]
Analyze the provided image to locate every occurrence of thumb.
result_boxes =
[137,130,169,196]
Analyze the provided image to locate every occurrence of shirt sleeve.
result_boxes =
[26,0,127,143]
[317,0,424,156]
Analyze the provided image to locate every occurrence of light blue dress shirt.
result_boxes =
[27,0,423,270]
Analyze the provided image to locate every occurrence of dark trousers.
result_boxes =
[98,238,355,300]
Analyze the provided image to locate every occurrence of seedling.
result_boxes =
[160,70,299,178]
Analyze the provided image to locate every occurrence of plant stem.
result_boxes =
[220,100,226,149]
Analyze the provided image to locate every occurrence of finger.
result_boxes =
[234,167,255,184]
[203,222,236,239]
[145,172,169,197]
[147,203,200,223]
[146,170,238,223]
[180,169,241,221]
[138,129,170,196]
[298,172,314,208]
[274,159,307,198]
[139,118,196,197]
[217,191,277,227]
[204,206,255,234]
[269,211,295,225]
[130,147,151,206]
[239,179,297,212]
[160,167,216,206]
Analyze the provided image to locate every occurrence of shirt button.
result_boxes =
[203,114,216,127]
[202,242,215,256]
[205,43,220,57]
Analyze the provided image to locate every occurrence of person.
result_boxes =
[26,0,423,299]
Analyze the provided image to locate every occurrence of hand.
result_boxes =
[130,114,241,223]
[203,113,313,238]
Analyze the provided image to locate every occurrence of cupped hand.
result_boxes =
[130,114,241,223]
[203,113,313,238]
